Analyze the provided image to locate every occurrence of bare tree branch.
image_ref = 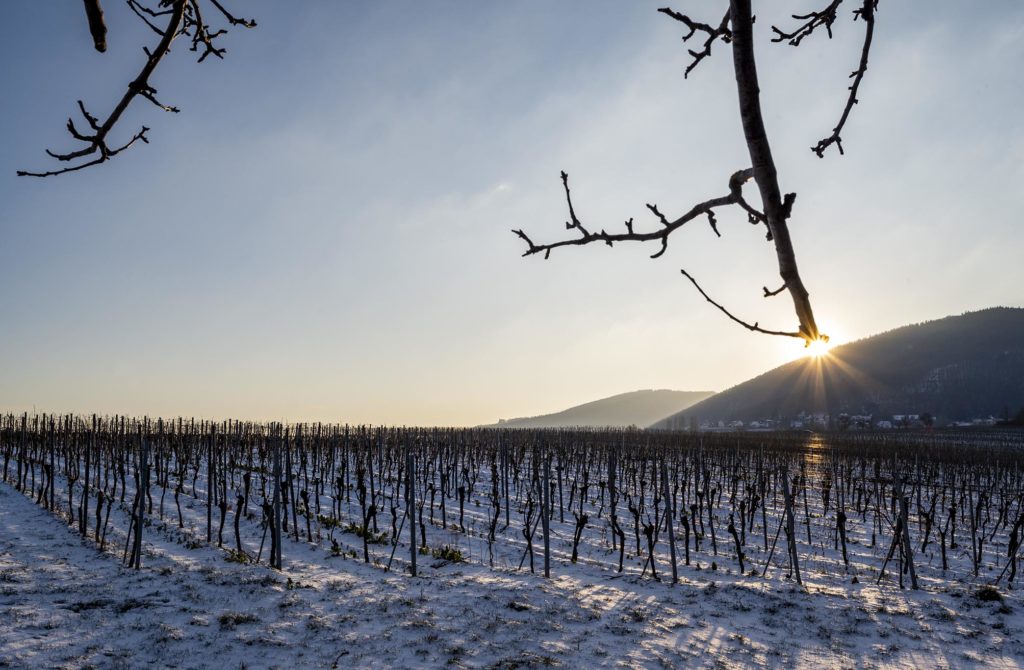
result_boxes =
[560,170,590,237]
[82,0,108,52]
[187,0,228,63]
[17,1,185,177]
[729,0,824,343]
[21,127,151,178]
[812,0,878,157]
[207,0,256,28]
[512,168,758,261]
[771,0,845,46]
[680,270,804,339]
[126,0,167,36]
[18,0,255,177]
[657,8,732,78]
[517,3,837,345]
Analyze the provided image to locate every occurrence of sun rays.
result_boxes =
[806,337,833,359]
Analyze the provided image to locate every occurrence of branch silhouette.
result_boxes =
[771,0,844,46]
[512,169,758,262]
[769,0,879,157]
[657,8,733,78]
[82,0,108,52]
[681,270,804,339]
[515,1,880,344]
[18,0,255,177]
[811,0,878,157]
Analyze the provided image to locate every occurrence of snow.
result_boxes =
[2,475,1023,670]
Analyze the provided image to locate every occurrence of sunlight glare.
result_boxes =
[806,337,833,359]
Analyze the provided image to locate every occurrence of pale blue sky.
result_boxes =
[2,1,1022,425]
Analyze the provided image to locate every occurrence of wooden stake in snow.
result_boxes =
[272,429,283,570]
[781,468,802,585]
[407,445,417,577]
[662,458,679,584]
[542,446,551,579]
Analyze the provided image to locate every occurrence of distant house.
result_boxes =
[892,414,922,428]
[851,414,873,429]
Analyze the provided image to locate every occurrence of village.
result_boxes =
[696,412,1007,432]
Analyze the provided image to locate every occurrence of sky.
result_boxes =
[1,1,1022,426]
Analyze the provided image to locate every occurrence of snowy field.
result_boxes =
[2,470,1023,670]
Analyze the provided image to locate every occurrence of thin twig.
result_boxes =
[771,0,845,46]
[680,269,804,339]
[812,0,878,157]
[19,0,256,177]
[18,1,186,177]
[657,8,732,78]
[513,169,754,260]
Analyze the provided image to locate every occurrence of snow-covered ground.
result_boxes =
[2,478,1023,670]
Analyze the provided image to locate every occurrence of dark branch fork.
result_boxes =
[516,1,883,344]
[18,0,255,177]
[512,168,763,261]
[769,0,879,157]
[513,166,801,339]
[682,270,803,339]
[771,0,845,46]
[657,7,733,78]
[810,0,878,157]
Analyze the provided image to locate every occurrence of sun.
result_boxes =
[806,337,833,359]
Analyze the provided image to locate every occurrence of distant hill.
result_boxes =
[489,389,714,429]
[653,307,1024,428]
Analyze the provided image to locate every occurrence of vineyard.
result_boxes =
[3,415,1024,668]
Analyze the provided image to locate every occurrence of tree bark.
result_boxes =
[730,0,822,342]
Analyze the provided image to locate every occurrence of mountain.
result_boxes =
[489,389,714,429]
[653,307,1024,428]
